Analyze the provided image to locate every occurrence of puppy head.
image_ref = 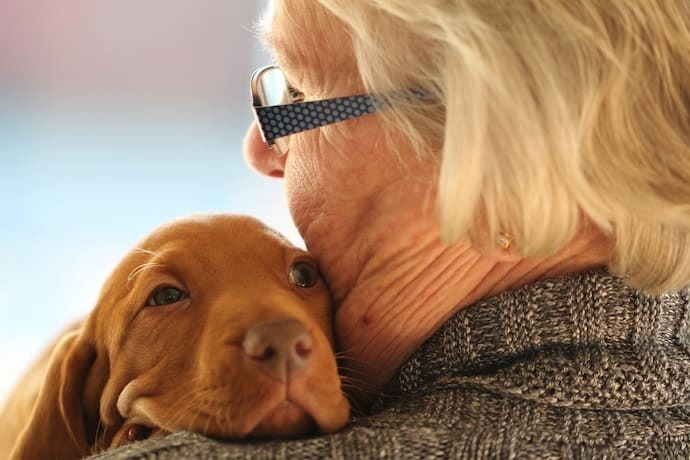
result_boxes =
[99,214,350,438]
[12,214,350,458]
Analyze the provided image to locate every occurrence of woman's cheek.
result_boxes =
[283,136,326,227]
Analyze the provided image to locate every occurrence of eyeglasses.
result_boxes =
[250,65,427,156]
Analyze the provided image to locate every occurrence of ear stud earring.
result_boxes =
[496,232,513,250]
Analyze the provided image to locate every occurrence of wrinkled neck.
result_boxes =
[325,216,609,398]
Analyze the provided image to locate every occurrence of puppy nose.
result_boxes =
[242,319,313,382]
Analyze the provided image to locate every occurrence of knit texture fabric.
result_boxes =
[89,269,690,459]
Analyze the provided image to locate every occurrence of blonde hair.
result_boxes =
[312,0,690,293]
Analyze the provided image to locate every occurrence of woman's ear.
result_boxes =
[10,329,98,460]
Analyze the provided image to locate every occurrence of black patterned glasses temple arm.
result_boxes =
[253,93,389,146]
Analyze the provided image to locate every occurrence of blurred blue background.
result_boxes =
[0,1,297,402]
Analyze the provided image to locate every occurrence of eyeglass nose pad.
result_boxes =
[272,136,290,157]
[243,122,287,178]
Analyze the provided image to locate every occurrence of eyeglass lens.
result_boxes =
[256,67,292,155]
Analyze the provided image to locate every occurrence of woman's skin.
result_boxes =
[244,1,610,392]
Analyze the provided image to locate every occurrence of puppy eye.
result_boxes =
[289,261,319,288]
[147,286,188,306]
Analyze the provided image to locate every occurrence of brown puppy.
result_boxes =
[2,214,350,459]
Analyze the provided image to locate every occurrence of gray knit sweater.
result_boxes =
[90,270,690,459]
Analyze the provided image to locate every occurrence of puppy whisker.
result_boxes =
[336,356,371,366]
[333,347,373,363]
[92,419,106,453]
[338,364,379,380]
[170,397,198,431]
[126,261,165,289]
[132,248,157,257]
[340,375,380,395]
[204,410,213,437]
[337,370,388,415]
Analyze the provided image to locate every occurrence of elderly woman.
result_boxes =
[98,0,690,457]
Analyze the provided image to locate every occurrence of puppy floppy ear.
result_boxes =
[10,329,98,460]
